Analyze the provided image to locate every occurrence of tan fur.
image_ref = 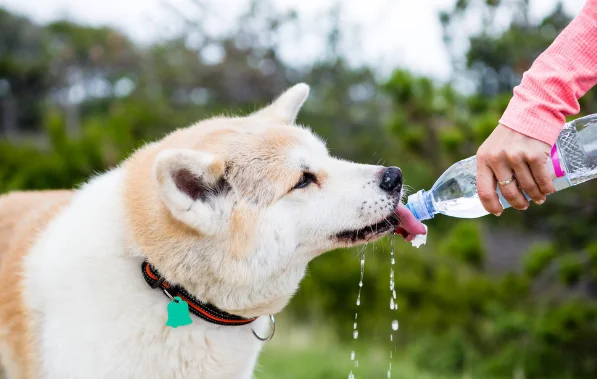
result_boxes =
[123,119,305,293]
[228,205,260,258]
[0,191,73,379]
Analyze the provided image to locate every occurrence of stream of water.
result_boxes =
[348,244,367,379]
[348,238,400,379]
[388,236,398,378]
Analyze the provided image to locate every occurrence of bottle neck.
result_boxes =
[406,190,435,221]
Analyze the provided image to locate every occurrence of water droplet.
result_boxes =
[359,281,363,287]
[355,360,359,368]
[353,330,359,339]
[354,322,357,329]
[348,371,355,379]
[387,241,396,379]
[356,298,360,306]
[350,351,355,361]
[354,313,358,320]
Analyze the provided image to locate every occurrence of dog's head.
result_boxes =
[124,84,425,316]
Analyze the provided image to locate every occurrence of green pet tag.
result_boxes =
[166,296,193,328]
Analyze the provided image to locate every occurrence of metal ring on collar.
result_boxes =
[252,315,275,342]
[162,288,174,301]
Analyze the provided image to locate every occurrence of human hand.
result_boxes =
[476,124,556,215]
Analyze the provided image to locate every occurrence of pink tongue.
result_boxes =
[395,203,427,236]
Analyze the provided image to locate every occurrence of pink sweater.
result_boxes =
[500,0,597,146]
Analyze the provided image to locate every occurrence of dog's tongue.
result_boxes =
[395,203,427,239]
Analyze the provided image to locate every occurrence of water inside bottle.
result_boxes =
[428,156,491,218]
[433,196,489,218]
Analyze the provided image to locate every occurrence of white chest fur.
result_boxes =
[23,170,266,379]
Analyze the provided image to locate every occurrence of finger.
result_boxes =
[493,163,529,210]
[528,153,556,195]
[477,162,503,215]
[510,160,546,204]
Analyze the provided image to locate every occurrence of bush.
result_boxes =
[559,254,584,287]
[523,243,556,278]
[439,221,485,267]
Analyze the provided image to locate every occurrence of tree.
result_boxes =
[0,8,50,135]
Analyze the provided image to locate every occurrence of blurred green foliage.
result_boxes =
[1,1,597,378]
[523,243,556,278]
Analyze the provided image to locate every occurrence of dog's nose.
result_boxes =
[379,167,402,193]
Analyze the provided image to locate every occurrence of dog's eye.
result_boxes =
[293,172,316,190]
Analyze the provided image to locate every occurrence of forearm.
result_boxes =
[500,0,597,146]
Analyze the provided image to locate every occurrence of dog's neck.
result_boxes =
[141,261,258,326]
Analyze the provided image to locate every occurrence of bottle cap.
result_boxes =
[406,190,434,221]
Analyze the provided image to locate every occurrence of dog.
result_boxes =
[0,83,426,379]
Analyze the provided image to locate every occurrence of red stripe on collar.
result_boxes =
[141,262,257,326]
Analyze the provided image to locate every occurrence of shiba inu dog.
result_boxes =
[0,84,426,379]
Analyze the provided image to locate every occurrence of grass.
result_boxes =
[255,320,465,379]
[256,344,462,379]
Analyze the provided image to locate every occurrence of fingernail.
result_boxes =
[522,205,529,210]
[535,199,545,205]
[493,212,502,217]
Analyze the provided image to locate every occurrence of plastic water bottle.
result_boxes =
[406,114,597,221]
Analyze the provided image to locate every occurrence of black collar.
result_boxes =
[141,261,257,326]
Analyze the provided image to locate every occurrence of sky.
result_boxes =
[0,0,587,81]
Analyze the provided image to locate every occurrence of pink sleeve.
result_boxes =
[499,0,597,146]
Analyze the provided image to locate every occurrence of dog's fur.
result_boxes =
[0,84,403,379]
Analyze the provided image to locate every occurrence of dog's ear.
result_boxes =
[153,149,229,233]
[254,83,309,124]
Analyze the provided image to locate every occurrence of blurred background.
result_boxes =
[0,0,596,378]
